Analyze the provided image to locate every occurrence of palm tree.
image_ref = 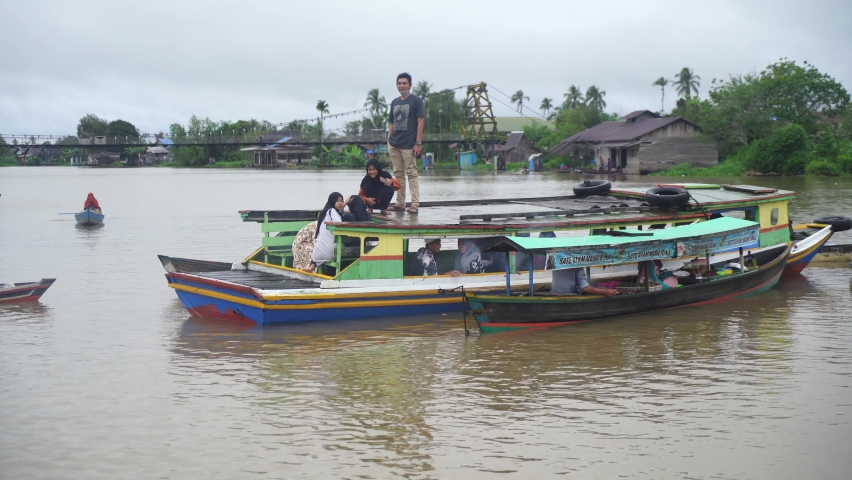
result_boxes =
[585,85,607,111]
[673,67,701,98]
[540,97,554,118]
[511,90,530,113]
[316,100,329,164]
[413,80,432,97]
[563,85,584,109]
[652,77,669,113]
[363,88,387,117]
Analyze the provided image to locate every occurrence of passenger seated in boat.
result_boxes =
[83,192,101,212]
[550,268,618,297]
[415,239,461,277]
[292,222,318,270]
[454,239,490,274]
[637,260,679,288]
[359,159,400,215]
[303,192,349,273]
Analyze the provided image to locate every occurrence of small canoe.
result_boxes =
[75,208,105,226]
[0,278,56,304]
[157,255,234,274]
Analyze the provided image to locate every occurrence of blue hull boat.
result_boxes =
[75,208,105,226]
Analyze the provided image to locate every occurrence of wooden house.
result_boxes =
[87,151,121,166]
[550,110,718,174]
[496,132,540,169]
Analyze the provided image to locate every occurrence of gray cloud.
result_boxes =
[1,0,850,135]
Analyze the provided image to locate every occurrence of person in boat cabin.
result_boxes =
[359,159,400,215]
[83,192,101,212]
[303,192,349,273]
[415,239,461,277]
[454,239,492,274]
[550,268,618,297]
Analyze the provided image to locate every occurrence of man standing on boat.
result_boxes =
[387,72,425,214]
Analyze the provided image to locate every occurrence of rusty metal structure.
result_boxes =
[459,82,498,142]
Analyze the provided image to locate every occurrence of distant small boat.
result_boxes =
[75,208,104,226]
[157,255,234,274]
[0,278,56,304]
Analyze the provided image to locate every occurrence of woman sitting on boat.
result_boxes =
[454,239,491,274]
[415,239,461,277]
[83,192,101,212]
[359,159,400,215]
[303,192,349,273]
[551,268,617,297]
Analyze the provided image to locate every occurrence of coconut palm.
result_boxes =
[363,88,387,117]
[652,77,669,113]
[673,67,701,98]
[585,85,607,111]
[413,80,432,97]
[316,100,329,121]
[540,97,554,118]
[511,90,530,113]
[563,85,584,109]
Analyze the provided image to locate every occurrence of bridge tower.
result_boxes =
[459,82,498,142]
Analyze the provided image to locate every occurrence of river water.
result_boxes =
[1,167,852,479]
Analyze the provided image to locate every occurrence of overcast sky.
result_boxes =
[1,0,850,137]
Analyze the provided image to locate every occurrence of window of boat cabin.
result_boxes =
[714,207,756,221]
[770,208,779,225]
[402,237,506,276]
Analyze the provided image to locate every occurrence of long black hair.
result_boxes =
[316,192,343,238]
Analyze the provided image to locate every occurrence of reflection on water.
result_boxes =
[2,168,852,478]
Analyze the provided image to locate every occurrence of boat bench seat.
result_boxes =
[261,220,312,268]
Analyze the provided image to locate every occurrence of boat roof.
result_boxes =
[239,184,795,234]
[482,217,761,268]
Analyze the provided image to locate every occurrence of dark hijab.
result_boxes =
[360,159,392,198]
[316,192,343,238]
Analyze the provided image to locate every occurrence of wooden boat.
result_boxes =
[808,243,852,264]
[75,208,104,226]
[0,278,56,304]
[161,184,834,325]
[465,218,790,331]
[157,255,234,273]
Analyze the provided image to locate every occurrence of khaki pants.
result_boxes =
[388,144,419,207]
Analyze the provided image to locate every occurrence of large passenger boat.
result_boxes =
[161,183,846,325]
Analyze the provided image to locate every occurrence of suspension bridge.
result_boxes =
[1,82,550,149]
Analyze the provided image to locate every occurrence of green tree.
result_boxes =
[652,77,669,113]
[364,88,387,117]
[511,90,530,113]
[540,98,554,118]
[343,120,363,137]
[107,119,140,142]
[563,85,584,109]
[413,80,432,97]
[674,67,701,98]
[77,114,109,138]
[585,85,607,111]
[749,123,810,175]
[57,136,79,145]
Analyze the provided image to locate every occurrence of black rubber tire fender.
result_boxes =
[645,187,690,207]
[573,180,612,198]
[813,216,852,232]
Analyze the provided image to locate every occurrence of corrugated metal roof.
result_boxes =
[550,117,698,155]
[622,110,659,120]
[501,132,524,150]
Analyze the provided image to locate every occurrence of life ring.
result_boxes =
[573,180,611,197]
[813,216,852,232]
[645,187,690,207]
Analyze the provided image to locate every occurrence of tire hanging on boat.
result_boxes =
[573,180,612,198]
[645,187,690,207]
[813,216,852,232]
